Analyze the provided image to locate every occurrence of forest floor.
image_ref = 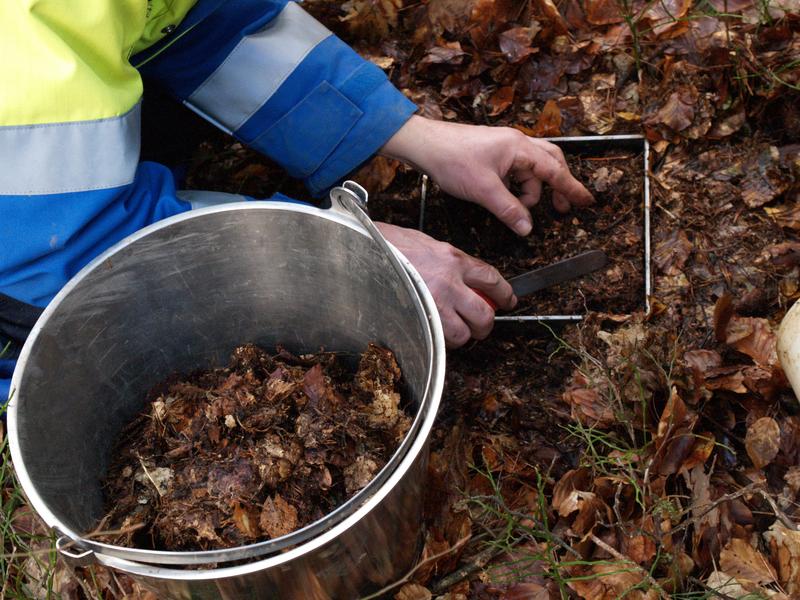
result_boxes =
[2,0,800,598]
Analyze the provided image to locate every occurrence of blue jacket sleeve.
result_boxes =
[134,0,417,196]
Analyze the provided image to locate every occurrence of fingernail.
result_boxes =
[514,218,532,236]
[510,294,518,308]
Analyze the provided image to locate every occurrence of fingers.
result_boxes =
[474,173,533,236]
[463,260,516,311]
[514,137,594,210]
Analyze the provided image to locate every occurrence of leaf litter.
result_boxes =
[95,343,411,551]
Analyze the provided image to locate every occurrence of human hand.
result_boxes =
[381,115,594,236]
[376,222,516,348]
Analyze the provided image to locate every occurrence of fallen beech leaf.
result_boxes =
[653,229,692,275]
[567,562,659,599]
[745,416,781,469]
[340,0,402,39]
[232,502,261,539]
[686,465,722,569]
[764,520,800,596]
[647,88,697,132]
[530,99,563,136]
[395,583,432,600]
[498,26,539,63]
[784,466,800,495]
[420,41,466,65]
[530,0,569,34]
[552,468,592,515]
[741,146,790,208]
[502,583,549,600]
[724,315,779,369]
[584,0,624,24]
[714,294,735,343]
[765,202,800,230]
[488,86,514,116]
[642,0,692,37]
[720,538,777,585]
[704,571,752,598]
[564,386,616,427]
[353,156,400,194]
[260,494,298,539]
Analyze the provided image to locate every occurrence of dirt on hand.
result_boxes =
[97,343,411,552]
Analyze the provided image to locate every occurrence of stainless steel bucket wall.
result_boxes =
[9,202,445,599]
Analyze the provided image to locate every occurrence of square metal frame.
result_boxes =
[418,134,651,322]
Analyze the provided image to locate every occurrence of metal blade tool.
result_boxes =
[476,249,608,310]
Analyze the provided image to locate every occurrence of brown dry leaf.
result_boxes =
[353,156,400,194]
[340,0,402,39]
[642,0,692,37]
[765,202,800,230]
[426,0,475,35]
[764,520,800,596]
[704,366,748,394]
[529,0,569,34]
[530,99,563,136]
[501,582,550,599]
[704,571,753,598]
[566,562,659,599]
[552,468,592,514]
[686,464,722,568]
[498,26,539,63]
[684,349,722,397]
[232,502,261,539]
[724,315,779,369]
[584,0,624,24]
[740,146,791,208]
[395,583,432,600]
[719,538,777,585]
[420,41,467,65]
[645,87,697,133]
[564,385,616,427]
[784,466,800,495]
[745,416,781,469]
[654,229,692,276]
[488,86,515,116]
[259,494,298,539]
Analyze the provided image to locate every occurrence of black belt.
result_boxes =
[0,292,44,352]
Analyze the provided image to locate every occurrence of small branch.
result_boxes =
[430,543,504,594]
[588,533,670,600]
[358,535,471,600]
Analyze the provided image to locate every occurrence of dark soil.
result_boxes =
[97,343,411,552]
[420,150,646,316]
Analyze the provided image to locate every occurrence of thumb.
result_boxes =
[475,173,532,236]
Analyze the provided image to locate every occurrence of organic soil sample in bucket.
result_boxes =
[421,150,645,315]
[96,343,411,551]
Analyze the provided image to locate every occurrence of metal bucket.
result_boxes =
[8,194,445,598]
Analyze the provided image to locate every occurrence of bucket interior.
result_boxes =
[11,205,433,540]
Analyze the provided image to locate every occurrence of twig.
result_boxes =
[137,454,163,498]
[588,533,670,600]
[756,489,800,532]
[358,534,471,600]
[430,543,504,594]
[687,576,739,600]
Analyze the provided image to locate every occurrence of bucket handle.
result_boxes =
[328,181,426,316]
[56,535,96,567]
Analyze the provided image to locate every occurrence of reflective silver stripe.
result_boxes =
[177,189,248,209]
[0,103,140,196]
[186,2,331,133]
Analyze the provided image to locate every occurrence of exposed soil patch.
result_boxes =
[97,343,411,552]
[421,150,645,315]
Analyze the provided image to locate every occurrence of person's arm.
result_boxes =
[134,0,416,196]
